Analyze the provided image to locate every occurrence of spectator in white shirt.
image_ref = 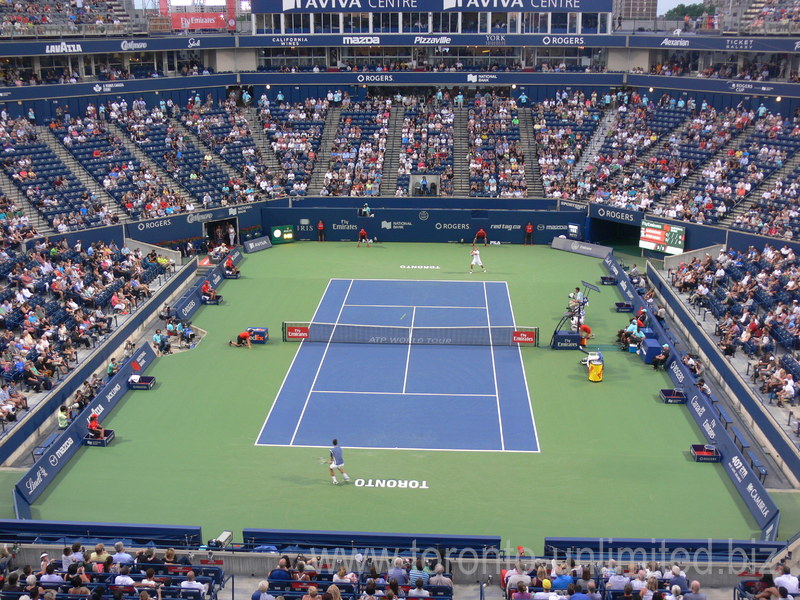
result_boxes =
[775,566,799,595]
[115,567,137,587]
[631,571,647,591]
[408,579,429,598]
[180,572,207,596]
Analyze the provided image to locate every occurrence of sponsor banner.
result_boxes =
[254,0,612,11]
[244,235,273,253]
[513,330,536,344]
[559,199,588,212]
[627,73,800,99]
[241,33,626,48]
[0,73,236,103]
[170,12,229,29]
[15,344,157,504]
[551,237,612,259]
[628,35,800,53]
[0,36,235,58]
[286,326,310,339]
[263,207,577,244]
[589,203,644,226]
[604,254,780,538]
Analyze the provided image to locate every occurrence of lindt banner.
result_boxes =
[171,12,230,29]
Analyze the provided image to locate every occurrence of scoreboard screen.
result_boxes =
[270,225,295,245]
[639,220,685,255]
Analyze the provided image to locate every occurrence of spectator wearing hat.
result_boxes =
[533,580,553,600]
[652,344,670,370]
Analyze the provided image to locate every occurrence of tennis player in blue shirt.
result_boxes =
[329,439,351,485]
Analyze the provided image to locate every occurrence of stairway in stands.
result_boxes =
[172,118,243,183]
[380,107,404,197]
[572,109,616,176]
[0,169,52,234]
[658,120,755,212]
[39,127,128,224]
[110,122,198,208]
[724,149,800,225]
[306,106,342,195]
[451,107,470,197]
[518,108,542,198]
[243,107,283,174]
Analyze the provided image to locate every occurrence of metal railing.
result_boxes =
[0,22,142,38]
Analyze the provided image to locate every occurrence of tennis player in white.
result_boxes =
[470,247,487,273]
[329,439,351,485]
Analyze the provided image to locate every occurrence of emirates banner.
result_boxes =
[171,12,230,29]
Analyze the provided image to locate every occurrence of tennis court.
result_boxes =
[257,279,539,452]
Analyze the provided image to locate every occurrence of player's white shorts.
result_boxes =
[331,462,345,469]
[471,257,483,266]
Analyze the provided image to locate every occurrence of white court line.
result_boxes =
[254,278,336,446]
[344,304,486,309]
[256,442,538,454]
[312,390,497,398]
[289,279,354,445]
[504,281,541,453]
[329,277,503,284]
[483,281,504,451]
[401,306,416,394]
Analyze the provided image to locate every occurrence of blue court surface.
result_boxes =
[256,279,539,452]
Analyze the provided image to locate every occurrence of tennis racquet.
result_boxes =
[316,456,329,465]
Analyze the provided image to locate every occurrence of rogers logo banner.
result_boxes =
[171,12,228,30]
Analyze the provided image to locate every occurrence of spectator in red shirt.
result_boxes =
[200,280,217,301]
[88,413,104,439]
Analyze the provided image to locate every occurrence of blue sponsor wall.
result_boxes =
[261,207,575,244]
[172,248,243,321]
[602,255,780,540]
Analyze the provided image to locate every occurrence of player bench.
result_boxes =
[600,276,617,285]
[614,302,634,313]
[747,450,768,483]
[31,431,60,461]
[730,426,751,453]
[714,404,733,430]
[201,296,222,305]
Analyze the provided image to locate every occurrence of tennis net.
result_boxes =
[282,322,539,346]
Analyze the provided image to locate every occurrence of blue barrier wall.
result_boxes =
[15,343,157,507]
[0,262,197,466]
[603,255,780,540]
[261,208,577,244]
[173,249,242,321]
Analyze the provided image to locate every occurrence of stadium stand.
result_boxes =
[466,94,526,198]
[396,97,454,197]
[321,99,389,197]
[257,97,330,197]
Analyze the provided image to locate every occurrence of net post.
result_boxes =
[282,321,287,342]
